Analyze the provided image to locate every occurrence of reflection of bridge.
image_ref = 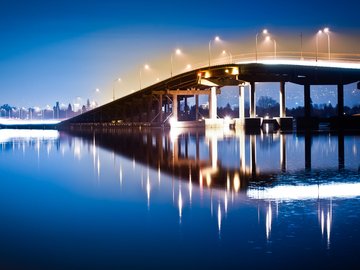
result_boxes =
[62,60,360,130]
[65,128,356,192]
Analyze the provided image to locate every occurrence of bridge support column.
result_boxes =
[337,84,344,117]
[304,84,311,119]
[158,94,163,123]
[205,86,224,128]
[195,95,199,121]
[244,82,261,130]
[172,94,178,121]
[235,84,245,128]
[280,81,286,117]
[277,81,293,130]
[239,84,245,121]
[147,97,152,122]
[250,82,256,118]
[209,86,217,119]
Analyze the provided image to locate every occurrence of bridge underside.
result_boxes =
[61,63,360,131]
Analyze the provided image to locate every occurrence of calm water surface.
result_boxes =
[1,128,360,269]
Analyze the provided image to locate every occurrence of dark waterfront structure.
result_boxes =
[62,62,360,131]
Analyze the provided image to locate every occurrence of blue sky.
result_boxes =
[0,0,360,108]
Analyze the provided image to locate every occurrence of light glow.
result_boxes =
[0,129,59,143]
[247,182,360,201]
[241,59,360,70]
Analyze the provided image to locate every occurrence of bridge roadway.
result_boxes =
[61,62,360,130]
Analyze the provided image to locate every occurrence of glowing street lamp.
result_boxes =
[208,36,220,67]
[256,29,268,62]
[324,27,331,60]
[171,48,182,78]
[222,50,233,64]
[139,64,150,90]
[112,77,121,101]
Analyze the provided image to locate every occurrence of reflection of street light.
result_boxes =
[112,78,121,101]
[256,29,268,62]
[186,64,192,70]
[139,64,150,90]
[208,36,220,67]
[324,27,331,60]
[171,49,181,78]
[222,50,233,64]
[316,30,322,62]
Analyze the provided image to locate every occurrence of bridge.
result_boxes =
[61,57,360,131]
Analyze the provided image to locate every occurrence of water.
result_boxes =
[1,128,360,269]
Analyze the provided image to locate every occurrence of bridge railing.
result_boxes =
[187,51,360,71]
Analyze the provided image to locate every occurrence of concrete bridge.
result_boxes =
[62,60,360,130]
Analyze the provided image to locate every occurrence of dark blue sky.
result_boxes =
[1,0,359,108]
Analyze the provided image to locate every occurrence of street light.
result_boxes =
[316,30,323,62]
[171,48,182,78]
[265,36,277,59]
[324,27,331,60]
[256,29,268,62]
[139,64,150,90]
[112,77,121,101]
[222,50,233,64]
[208,36,220,67]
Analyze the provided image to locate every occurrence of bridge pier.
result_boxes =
[250,82,256,118]
[276,81,293,130]
[172,94,178,121]
[209,86,217,119]
[337,84,344,117]
[244,82,262,130]
[234,84,245,127]
[280,81,286,118]
[195,95,199,121]
[158,94,163,123]
[205,86,224,128]
[304,84,311,119]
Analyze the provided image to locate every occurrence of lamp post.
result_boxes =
[273,39,277,59]
[265,36,277,59]
[208,36,220,67]
[171,49,181,78]
[316,30,323,62]
[324,27,331,60]
[139,64,150,90]
[222,50,233,64]
[256,29,268,62]
[112,78,121,101]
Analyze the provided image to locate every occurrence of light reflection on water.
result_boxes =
[0,128,360,269]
